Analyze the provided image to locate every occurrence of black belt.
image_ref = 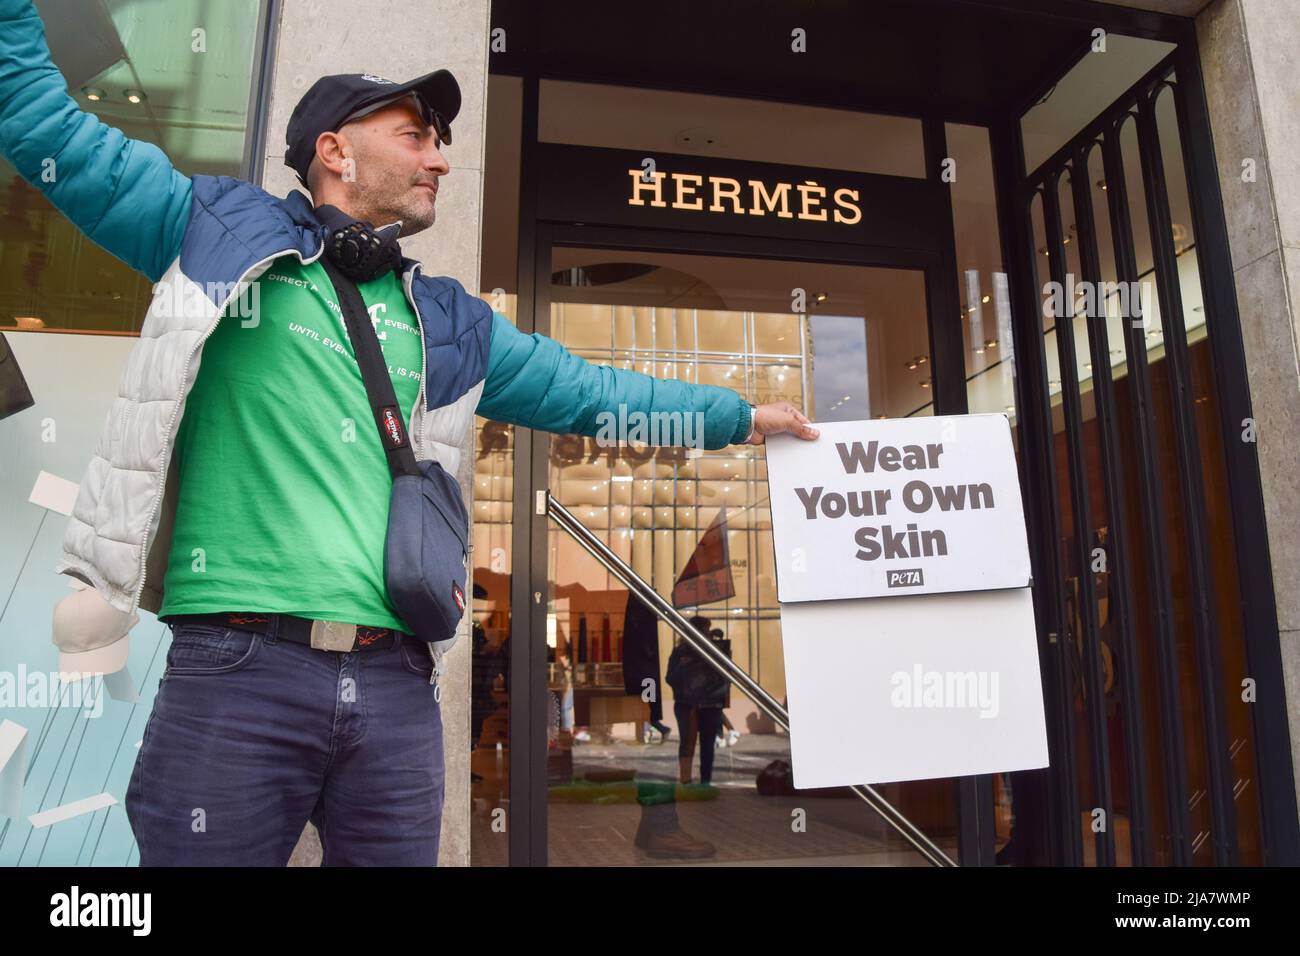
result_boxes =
[163,612,415,653]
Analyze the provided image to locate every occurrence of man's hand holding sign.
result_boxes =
[766,415,1049,789]
[744,401,821,444]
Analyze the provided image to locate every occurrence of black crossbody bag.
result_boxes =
[319,256,471,649]
[0,332,35,421]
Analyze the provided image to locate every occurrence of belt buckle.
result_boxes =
[310,620,358,652]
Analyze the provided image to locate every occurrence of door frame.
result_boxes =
[509,213,991,865]
[488,0,1289,873]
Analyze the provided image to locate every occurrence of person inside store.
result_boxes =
[666,616,733,786]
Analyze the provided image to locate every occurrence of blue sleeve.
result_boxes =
[477,312,752,450]
[0,0,191,282]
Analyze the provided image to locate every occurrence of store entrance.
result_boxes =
[522,224,971,865]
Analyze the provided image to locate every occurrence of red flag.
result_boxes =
[672,508,735,608]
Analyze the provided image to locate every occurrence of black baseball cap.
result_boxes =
[284,70,460,186]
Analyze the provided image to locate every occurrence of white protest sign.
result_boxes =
[766,415,1030,602]
[768,414,1048,787]
[780,588,1049,787]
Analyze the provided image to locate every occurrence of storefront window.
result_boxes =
[945,123,1017,427]
[470,73,524,866]
[0,0,269,335]
[543,246,957,865]
[0,0,271,869]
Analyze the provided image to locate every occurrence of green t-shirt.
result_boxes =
[158,257,424,631]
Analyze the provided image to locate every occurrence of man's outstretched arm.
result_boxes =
[477,312,818,449]
[0,0,191,282]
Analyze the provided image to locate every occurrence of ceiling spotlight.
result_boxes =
[1096,179,1107,191]
[815,292,827,302]
[919,379,930,389]
[124,89,146,104]
[906,360,919,370]
[974,346,985,355]
[985,339,998,349]
[81,86,105,101]
[918,356,928,365]
[982,294,991,304]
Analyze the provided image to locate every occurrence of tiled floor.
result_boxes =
[470,733,959,866]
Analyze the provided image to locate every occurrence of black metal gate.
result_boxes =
[999,47,1299,866]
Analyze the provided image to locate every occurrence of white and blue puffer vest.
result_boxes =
[54,179,492,673]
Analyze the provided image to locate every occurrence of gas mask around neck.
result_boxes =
[315,203,404,283]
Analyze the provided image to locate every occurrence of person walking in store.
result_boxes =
[665,616,732,785]
[1,0,818,866]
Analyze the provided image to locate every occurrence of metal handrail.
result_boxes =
[546,494,958,868]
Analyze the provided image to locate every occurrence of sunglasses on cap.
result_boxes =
[343,92,452,148]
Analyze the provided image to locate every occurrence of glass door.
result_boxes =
[535,236,962,865]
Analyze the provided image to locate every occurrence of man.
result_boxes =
[0,0,818,865]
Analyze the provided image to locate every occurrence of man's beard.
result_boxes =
[351,172,436,237]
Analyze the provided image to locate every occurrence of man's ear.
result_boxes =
[314,129,353,178]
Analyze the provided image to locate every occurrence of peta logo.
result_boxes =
[361,73,395,85]
[49,885,151,936]
[886,568,924,588]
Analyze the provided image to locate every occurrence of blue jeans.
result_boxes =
[125,621,445,865]
[674,701,723,784]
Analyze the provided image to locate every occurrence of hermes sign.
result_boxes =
[626,168,863,225]
[536,143,947,252]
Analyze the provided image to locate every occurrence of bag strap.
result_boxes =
[319,256,421,480]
